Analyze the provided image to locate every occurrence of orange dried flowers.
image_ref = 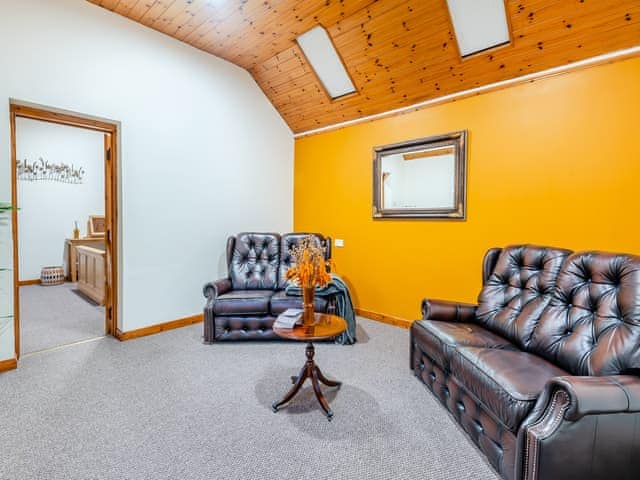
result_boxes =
[285,236,331,288]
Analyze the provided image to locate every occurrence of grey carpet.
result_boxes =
[0,319,499,480]
[20,282,105,354]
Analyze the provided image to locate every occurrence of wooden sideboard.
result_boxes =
[76,246,106,306]
[66,238,104,282]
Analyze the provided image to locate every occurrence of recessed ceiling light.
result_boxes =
[296,26,356,100]
[446,0,510,57]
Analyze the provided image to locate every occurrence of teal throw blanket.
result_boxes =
[285,274,356,345]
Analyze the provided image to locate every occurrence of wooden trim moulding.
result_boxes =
[294,45,640,138]
[10,103,118,133]
[10,109,19,359]
[10,101,120,359]
[403,146,454,161]
[18,279,40,287]
[0,357,18,373]
[115,314,204,341]
[356,308,413,329]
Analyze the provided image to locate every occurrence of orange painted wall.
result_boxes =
[294,57,640,320]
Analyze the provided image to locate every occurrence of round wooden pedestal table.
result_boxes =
[272,313,347,421]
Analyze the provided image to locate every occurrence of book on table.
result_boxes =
[274,308,303,329]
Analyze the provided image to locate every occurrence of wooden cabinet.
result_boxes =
[65,238,104,282]
[76,246,105,306]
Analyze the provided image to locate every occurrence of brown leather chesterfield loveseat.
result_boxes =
[410,245,640,480]
[203,232,332,342]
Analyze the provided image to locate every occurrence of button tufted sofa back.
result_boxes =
[277,233,331,289]
[476,245,572,350]
[530,252,640,376]
[229,233,280,290]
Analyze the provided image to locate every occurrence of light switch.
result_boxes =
[335,239,344,247]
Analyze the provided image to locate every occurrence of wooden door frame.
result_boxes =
[9,101,119,359]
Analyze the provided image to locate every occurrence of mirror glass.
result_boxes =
[381,146,455,210]
[373,131,467,218]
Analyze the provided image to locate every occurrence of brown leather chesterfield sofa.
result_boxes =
[203,232,332,342]
[410,245,640,480]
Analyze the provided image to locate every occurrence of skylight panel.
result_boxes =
[296,26,356,100]
[446,0,510,57]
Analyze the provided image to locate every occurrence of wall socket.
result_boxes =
[335,239,344,247]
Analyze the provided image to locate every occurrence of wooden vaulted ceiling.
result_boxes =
[88,1,640,133]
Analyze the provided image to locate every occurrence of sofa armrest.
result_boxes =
[203,278,232,299]
[546,375,640,421]
[517,375,640,480]
[421,299,477,323]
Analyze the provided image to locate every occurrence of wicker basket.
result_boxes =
[40,266,65,286]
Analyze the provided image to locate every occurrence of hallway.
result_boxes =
[20,283,104,355]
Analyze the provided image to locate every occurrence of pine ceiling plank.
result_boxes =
[283,3,640,130]
[257,1,451,96]
[511,0,637,36]
[173,2,219,41]
[139,0,176,26]
[180,3,242,45]
[159,0,213,38]
[329,1,451,55]
[186,1,278,57]
[113,0,141,16]
[332,18,454,74]
[193,0,283,47]
[330,0,417,38]
[98,0,121,9]
[127,0,159,22]
[87,0,640,133]
[198,0,377,70]
[150,0,200,30]
[508,0,628,27]
[256,46,300,71]
[295,50,634,127]
[256,51,309,80]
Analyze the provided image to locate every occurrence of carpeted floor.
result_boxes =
[0,318,499,480]
[20,282,105,355]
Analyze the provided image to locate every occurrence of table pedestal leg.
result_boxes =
[272,341,341,421]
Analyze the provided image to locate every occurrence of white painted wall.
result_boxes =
[16,118,105,281]
[0,0,293,361]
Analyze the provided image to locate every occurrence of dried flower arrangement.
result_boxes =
[285,236,331,288]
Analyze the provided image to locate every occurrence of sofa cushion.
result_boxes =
[277,233,328,289]
[270,290,328,315]
[229,233,280,290]
[214,316,277,340]
[412,320,516,370]
[530,252,640,376]
[214,290,274,316]
[476,245,572,350]
[451,346,568,432]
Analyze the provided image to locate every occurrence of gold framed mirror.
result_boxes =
[373,130,467,219]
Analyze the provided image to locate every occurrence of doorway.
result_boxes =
[10,102,119,359]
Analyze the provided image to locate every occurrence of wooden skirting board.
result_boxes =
[0,357,18,373]
[18,279,41,287]
[356,308,413,329]
[115,314,203,341]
